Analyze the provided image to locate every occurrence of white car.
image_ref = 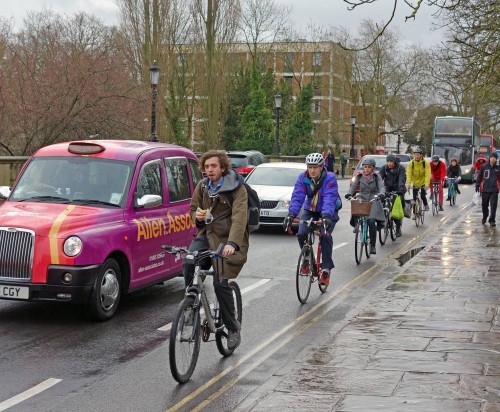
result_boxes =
[245,162,306,227]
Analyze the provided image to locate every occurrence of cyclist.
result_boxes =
[475,151,499,227]
[283,153,340,286]
[345,158,385,255]
[186,150,248,349]
[379,154,406,237]
[429,154,446,211]
[473,154,487,180]
[406,147,430,213]
[446,157,462,200]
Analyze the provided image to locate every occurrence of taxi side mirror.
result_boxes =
[0,186,11,200]
[136,194,162,208]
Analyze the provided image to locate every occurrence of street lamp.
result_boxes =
[397,133,401,154]
[350,114,356,158]
[274,94,282,155]
[149,61,160,142]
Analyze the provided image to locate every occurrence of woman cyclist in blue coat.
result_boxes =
[283,153,341,286]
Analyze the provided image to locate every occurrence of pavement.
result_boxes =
[238,206,500,411]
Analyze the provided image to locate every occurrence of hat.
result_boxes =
[386,154,398,163]
[490,151,498,159]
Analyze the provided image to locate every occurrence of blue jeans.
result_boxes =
[341,163,346,177]
[296,209,339,271]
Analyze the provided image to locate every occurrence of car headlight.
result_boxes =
[63,236,82,257]
[464,169,471,174]
[281,200,290,209]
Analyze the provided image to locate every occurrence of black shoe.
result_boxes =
[395,227,402,237]
[491,222,497,227]
[370,245,376,254]
[438,205,444,211]
[457,189,461,194]
[482,218,487,225]
[227,321,241,350]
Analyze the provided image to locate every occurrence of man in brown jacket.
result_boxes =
[185,150,248,349]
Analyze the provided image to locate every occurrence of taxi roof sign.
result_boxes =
[68,142,105,155]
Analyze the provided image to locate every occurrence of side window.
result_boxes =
[188,158,202,192]
[165,157,191,202]
[136,160,163,201]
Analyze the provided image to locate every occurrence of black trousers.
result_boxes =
[481,192,498,224]
[412,187,428,206]
[183,235,238,332]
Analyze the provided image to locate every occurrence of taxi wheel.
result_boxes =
[88,258,122,321]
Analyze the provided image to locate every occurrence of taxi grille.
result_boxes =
[260,200,279,209]
[0,228,34,280]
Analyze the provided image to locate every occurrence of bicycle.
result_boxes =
[287,218,328,303]
[409,186,425,227]
[161,244,242,383]
[446,177,459,206]
[349,194,378,265]
[379,191,398,245]
[430,180,440,216]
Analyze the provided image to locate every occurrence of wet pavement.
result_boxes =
[239,207,500,411]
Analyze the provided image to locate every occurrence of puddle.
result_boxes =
[396,246,425,266]
[393,274,428,283]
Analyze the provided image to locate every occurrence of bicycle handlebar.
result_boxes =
[161,243,226,261]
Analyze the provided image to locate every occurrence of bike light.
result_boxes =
[63,236,82,257]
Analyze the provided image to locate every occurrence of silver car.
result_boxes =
[245,162,306,227]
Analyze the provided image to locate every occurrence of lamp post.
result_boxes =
[350,114,356,158]
[149,61,160,142]
[274,94,282,155]
[397,132,401,154]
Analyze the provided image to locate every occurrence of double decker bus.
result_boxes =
[479,133,497,156]
[432,116,481,182]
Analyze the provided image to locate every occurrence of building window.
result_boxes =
[312,100,321,114]
[284,75,293,87]
[285,52,294,72]
[312,52,322,71]
[312,80,321,96]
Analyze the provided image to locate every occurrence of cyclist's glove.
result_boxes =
[344,194,352,200]
[322,215,333,231]
[283,213,295,231]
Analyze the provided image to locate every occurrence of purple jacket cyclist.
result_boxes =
[283,153,341,286]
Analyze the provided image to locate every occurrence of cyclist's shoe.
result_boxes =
[181,310,194,340]
[438,205,444,211]
[228,321,241,350]
[395,226,402,237]
[491,222,497,227]
[482,218,487,225]
[300,259,310,275]
[446,196,450,201]
[457,188,461,194]
[424,205,429,211]
[319,270,330,286]
[370,245,377,254]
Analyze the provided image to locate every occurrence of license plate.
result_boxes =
[260,210,270,216]
[0,285,29,299]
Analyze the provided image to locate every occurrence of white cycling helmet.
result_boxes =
[305,153,324,166]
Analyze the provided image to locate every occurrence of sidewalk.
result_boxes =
[242,207,500,411]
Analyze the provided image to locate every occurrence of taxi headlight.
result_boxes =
[64,236,82,257]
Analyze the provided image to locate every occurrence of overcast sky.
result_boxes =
[1,0,446,47]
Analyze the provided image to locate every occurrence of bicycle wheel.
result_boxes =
[216,281,242,357]
[415,201,421,227]
[317,252,328,293]
[420,203,425,224]
[296,247,313,303]
[432,193,438,215]
[451,195,456,206]
[354,220,364,265]
[378,210,389,245]
[169,296,201,383]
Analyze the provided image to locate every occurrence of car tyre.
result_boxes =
[87,258,121,321]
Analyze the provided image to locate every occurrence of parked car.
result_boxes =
[245,162,306,227]
[227,150,268,177]
[0,140,202,320]
[351,154,412,183]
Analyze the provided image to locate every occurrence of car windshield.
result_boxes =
[228,155,249,168]
[356,157,386,170]
[395,154,411,162]
[246,167,303,186]
[11,156,133,207]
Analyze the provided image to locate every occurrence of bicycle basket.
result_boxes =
[350,199,372,216]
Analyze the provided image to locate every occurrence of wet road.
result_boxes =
[0,180,476,411]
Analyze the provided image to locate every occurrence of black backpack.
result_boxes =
[227,182,260,233]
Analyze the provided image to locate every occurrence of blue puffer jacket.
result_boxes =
[289,169,340,217]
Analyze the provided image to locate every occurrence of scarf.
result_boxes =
[304,169,326,211]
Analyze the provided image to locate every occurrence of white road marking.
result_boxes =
[0,378,61,412]
[157,278,271,332]
[333,242,348,251]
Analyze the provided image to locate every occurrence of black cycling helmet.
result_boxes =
[432,155,440,162]
[413,147,423,154]
[386,154,398,163]
[361,157,376,167]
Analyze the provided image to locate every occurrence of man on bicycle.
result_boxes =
[186,150,248,349]
[446,157,461,200]
[406,147,430,212]
[429,154,446,211]
[283,153,340,286]
[379,154,406,237]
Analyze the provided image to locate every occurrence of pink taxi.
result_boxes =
[0,140,201,320]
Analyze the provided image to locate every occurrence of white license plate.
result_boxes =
[260,210,270,216]
[0,285,29,299]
